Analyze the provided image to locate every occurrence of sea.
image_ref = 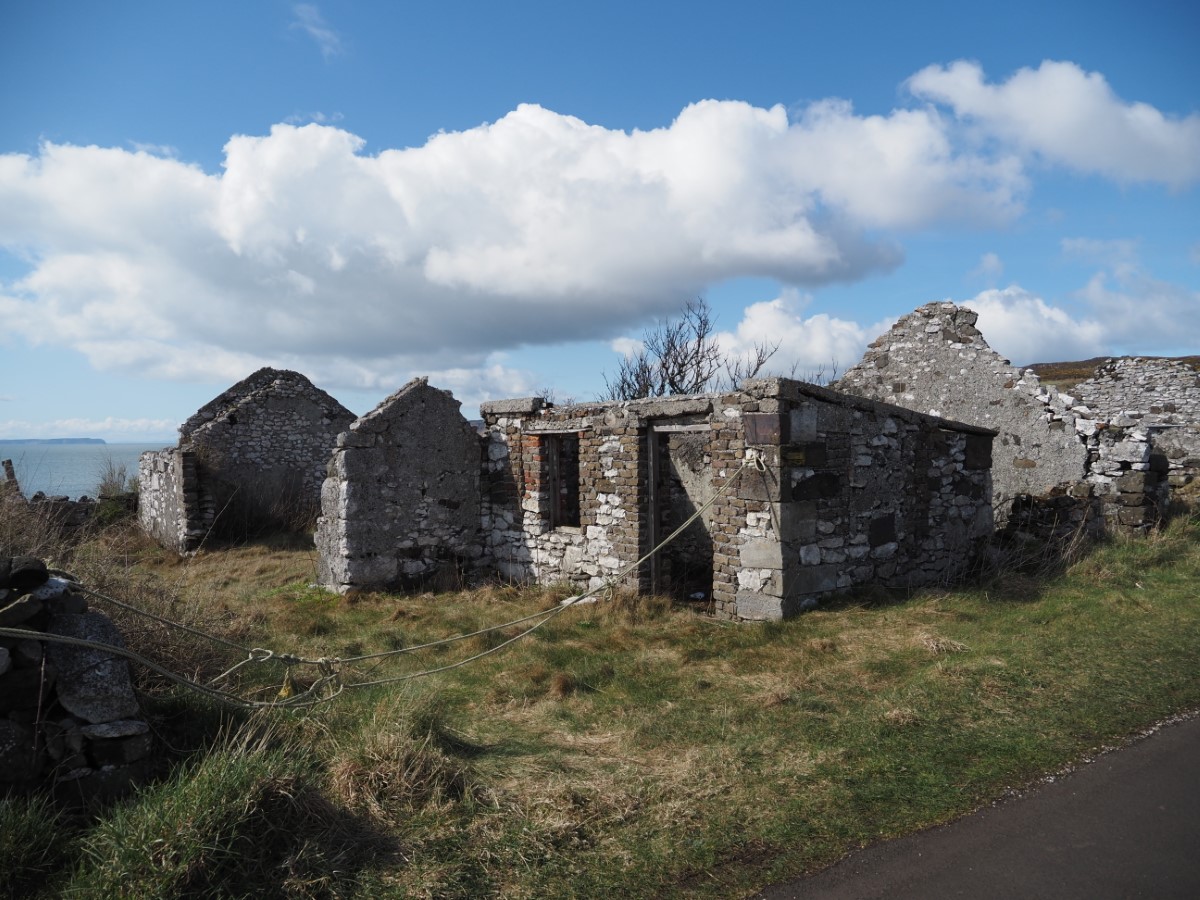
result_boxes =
[0,441,171,499]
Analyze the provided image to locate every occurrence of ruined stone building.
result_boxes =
[316,379,483,590]
[837,303,1170,536]
[139,368,355,552]
[316,377,995,620]
[1074,357,1200,489]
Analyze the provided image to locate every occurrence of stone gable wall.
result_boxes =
[139,368,354,549]
[316,379,483,592]
[836,302,1170,533]
[185,370,355,530]
[836,302,1087,513]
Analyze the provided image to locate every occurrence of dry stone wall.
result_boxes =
[316,379,483,592]
[0,556,154,805]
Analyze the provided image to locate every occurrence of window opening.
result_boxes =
[546,434,581,528]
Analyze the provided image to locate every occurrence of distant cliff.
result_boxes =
[0,438,107,445]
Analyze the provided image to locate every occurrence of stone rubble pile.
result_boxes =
[0,554,153,805]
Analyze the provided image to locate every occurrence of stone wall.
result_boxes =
[137,449,213,553]
[1075,357,1200,424]
[1,557,153,805]
[836,302,1173,534]
[1075,357,1200,488]
[3,459,137,537]
[316,379,483,592]
[139,368,355,550]
[836,302,1087,513]
[482,378,995,620]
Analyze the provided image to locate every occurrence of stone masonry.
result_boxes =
[1,556,154,805]
[479,378,994,620]
[140,368,354,552]
[837,302,1086,509]
[316,379,483,592]
[1074,357,1200,489]
[837,302,1168,535]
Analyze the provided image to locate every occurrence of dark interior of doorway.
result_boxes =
[652,430,715,611]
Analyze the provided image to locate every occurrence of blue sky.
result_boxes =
[1,0,1197,441]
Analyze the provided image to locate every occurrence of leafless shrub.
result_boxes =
[604,298,779,400]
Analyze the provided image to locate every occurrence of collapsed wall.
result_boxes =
[836,302,1167,534]
[139,368,354,552]
[316,379,483,592]
[836,302,1086,508]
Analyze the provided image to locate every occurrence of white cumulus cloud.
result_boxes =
[908,60,1200,188]
[716,289,884,381]
[964,286,1106,365]
[0,67,1190,400]
[0,97,1025,394]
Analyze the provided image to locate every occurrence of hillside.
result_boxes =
[1025,355,1200,394]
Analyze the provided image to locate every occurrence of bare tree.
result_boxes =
[603,298,780,400]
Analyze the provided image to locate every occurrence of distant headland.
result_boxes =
[0,438,107,445]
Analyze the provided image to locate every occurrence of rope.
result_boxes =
[50,571,255,656]
[0,625,341,710]
[12,452,768,704]
[337,453,765,689]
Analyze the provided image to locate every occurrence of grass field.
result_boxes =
[3,499,1199,898]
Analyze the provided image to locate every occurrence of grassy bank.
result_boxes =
[4,503,1200,898]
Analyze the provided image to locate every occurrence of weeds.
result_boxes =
[66,722,388,898]
[0,794,75,899]
[7,503,1200,897]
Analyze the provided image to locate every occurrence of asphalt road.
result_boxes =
[754,713,1200,899]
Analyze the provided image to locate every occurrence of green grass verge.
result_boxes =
[6,513,1200,898]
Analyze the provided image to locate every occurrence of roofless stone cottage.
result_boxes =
[315,377,995,620]
[139,368,355,553]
